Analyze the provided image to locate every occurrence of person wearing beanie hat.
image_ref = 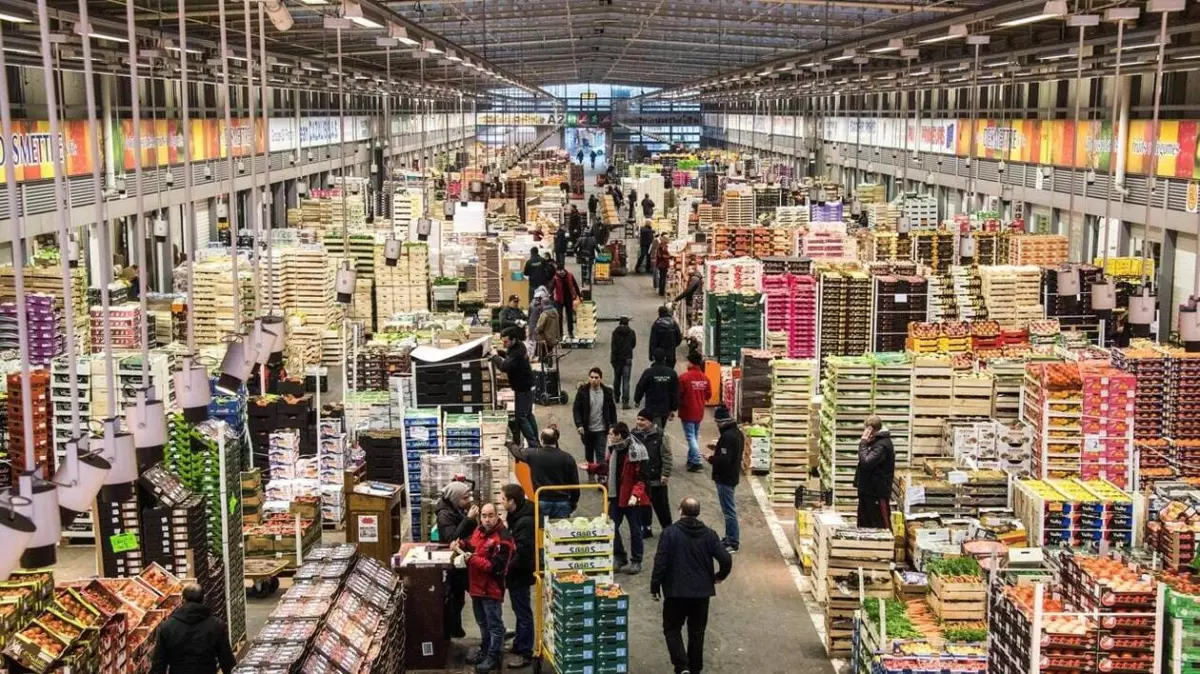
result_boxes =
[435,480,480,638]
[633,409,674,539]
[706,405,743,553]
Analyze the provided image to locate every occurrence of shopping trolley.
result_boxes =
[531,483,611,674]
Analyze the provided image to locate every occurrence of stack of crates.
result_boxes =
[595,584,631,673]
[546,574,631,674]
[706,292,763,363]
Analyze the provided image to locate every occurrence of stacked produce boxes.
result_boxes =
[706,292,762,364]
[770,359,817,505]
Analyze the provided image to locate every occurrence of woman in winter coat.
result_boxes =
[583,422,649,574]
[435,481,479,639]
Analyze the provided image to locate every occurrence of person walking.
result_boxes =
[498,295,526,331]
[550,267,581,339]
[583,423,648,574]
[149,584,237,674]
[589,149,597,169]
[633,409,674,539]
[573,367,618,469]
[453,503,515,673]
[576,148,585,165]
[577,228,598,286]
[553,226,568,269]
[628,188,638,221]
[854,415,895,529]
[634,349,679,428]
[641,194,656,221]
[610,317,637,409]
[522,247,549,303]
[491,327,538,448]
[654,233,672,297]
[678,352,712,473]
[707,405,744,553]
[650,497,733,674]
[568,206,584,251]
[588,193,599,224]
[649,305,683,367]
[435,481,480,639]
[507,427,579,518]
[636,222,655,274]
[502,485,536,669]
[534,299,561,357]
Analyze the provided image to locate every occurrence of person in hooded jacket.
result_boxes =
[636,222,654,273]
[452,503,515,673]
[678,352,712,472]
[491,327,538,448]
[633,409,674,539]
[583,422,648,573]
[609,317,637,408]
[576,229,599,286]
[435,481,480,639]
[634,349,679,430]
[654,233,672,296]
[522,247,549,303]
[550,267,581,339]
[855,414,895,529]
[650,498,733,674]
[648,305,683,367]
[502,484,536,669]
[149,584,237,674]
[707,405,744,553]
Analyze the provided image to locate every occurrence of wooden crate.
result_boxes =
[928,574,986,620]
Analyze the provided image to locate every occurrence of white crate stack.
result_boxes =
[481,412,510,506]
[391,189,424,240]
[319,418,347,527]
[50,356,91,464]
[723,184,755,227]
[775,205,809,228]
[374,242,431,318]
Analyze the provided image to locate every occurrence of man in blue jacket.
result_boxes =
[651,497,733,674]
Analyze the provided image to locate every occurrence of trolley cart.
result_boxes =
[243,558,288,598]
[531,483,613,674]
[593,252,614,285]
[533,343,569,406]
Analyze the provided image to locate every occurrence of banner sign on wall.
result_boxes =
[0,120,97,183]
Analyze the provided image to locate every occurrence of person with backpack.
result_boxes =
[649,305,683,368]
[452,503,515,673]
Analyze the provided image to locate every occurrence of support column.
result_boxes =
[102,75,117,190]
[1159,229,1177,341]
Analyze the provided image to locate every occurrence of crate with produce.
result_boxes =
[925,556,986,621]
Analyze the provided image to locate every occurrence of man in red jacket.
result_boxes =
[678,352,712,472]
[452,503,515,673]
[550,267,582,339]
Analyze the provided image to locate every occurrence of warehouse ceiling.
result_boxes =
[386,0,976,87]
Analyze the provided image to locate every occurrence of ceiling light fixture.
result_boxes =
[919,23,968,44]
[89,31,128,43]
[390,24,420,46]
[871,38,905,53]
[0,11,29,23]
[998,0,1069,27]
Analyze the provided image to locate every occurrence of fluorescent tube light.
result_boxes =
[299,0,328,4]
[1120,41,1164,51]
[0,11,30,23]
[998,1,1068,27]
[1038,49,1077,60]
[919,23,968,44]
[871,38,905,53]
[89,32,128,43]
[349,16,383,28]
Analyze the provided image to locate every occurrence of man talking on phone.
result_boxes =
[853,415,895,529]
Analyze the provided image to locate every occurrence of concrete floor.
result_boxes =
[47,159,837,673]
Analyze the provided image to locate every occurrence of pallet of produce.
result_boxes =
[925,557,986,621]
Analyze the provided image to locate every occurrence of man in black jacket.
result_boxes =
[628,188,638,221]
[609,317,637,409]
[573,368,617,467]
[576,229,598,286]
[491,327,538,447]
[522,247,549,303]
[854,415,895,529]
[553,227,568,268]
[706,405,744,553]
[588,193,599,223]
[507,428,579,519]
[649,306,683,367]
[673,268,704,312]
[636,223,654,273]
[650,497,733,674]
[634,349,679,429]
[149,584,237,674]
[502,484,536,669]
[641,194,655,220]
[498,295,526,331]
[633,409,674,538]
[568,206,583,249]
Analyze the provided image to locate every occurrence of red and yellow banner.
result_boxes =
[0,119,97,183]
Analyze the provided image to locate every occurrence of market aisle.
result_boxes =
[525,163,835,672]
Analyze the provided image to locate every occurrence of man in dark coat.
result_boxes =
[553,227,568,268]
[149,584,237,674]
[633,409,674,538]
[491,327,538,447]
[707,405,744,553]
[854,414,895,529]
[609,317,637,408]
[568,206,584,249]
[507,427,579,519]
[573,367,618,466]
[636,223,654,273]
[634,349,679,429]
[641,194,655,220]
[650,497,733,674]
[588,193,599,223]
[673,268,704,311]
[577,229,598,286]
[649,305,683,367]
[502,484,536,669]
[498,295,526,331]
[522,247,549,303]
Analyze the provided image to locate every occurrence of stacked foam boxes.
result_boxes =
[574,301,598,343]
[403,410,440,538]
[90,303,142,353]
[480,412,510,506]
[50,356,90,471]
[374,242,430,318]
[799,222,852,261]
[319,418,347,526]
[723,184,755,226]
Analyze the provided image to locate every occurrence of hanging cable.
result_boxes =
[123,0,151,391]
[243,0,261,323]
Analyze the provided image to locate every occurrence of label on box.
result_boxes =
[229,495,238,514]
[905,486,925,507]
[358,515,379,543]
[1084,435,1101,452]
[110,532,139,553]
[895,293,908,303]
[947,470,968,485]
[410,426,430,442]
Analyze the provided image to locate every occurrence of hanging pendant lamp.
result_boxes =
[19,475,61,568]
[54,435,111,526]
[0,494,35,580]
[125,386,168,469]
